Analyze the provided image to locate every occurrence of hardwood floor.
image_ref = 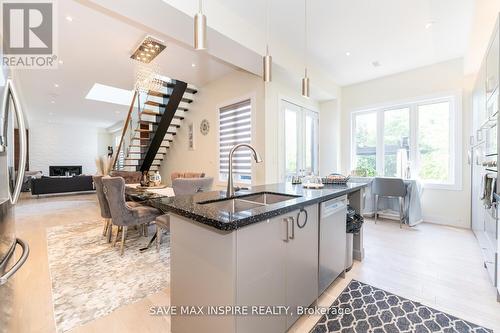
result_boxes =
[3,193,500,332]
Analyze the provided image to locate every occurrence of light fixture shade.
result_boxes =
[263,54,272,82]
[302,73,310,98]
[194,12,207,50]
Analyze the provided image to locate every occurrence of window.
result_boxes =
[219,99,252,183]
[282,100,319,179]
[115,135,124,170]
[354,112,377,176]
[383,108,410,177]
[351,95,460,188]
[417,102,451,182]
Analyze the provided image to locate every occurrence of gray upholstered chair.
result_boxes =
[93,175,141,243]
[93,176,113,242]
[372,177,407,228]
[155,177,214,251]
[102,176,162,255]
[172,177,214,196]
[109,170,142,184]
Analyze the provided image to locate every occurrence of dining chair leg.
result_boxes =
[399,197,404,228]
[107,221,113,243]
[102,219,108,236]
[113,226,121,247]
[144,223,149,237]
[156,225,161,252]
[120,226,128,256]
[374,195,379,224]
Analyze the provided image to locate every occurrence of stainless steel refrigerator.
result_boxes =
[0,75,29,287]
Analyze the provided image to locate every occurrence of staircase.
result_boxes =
[113,76,198,173]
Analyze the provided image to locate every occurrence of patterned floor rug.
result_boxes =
[311,280,492,333]
[46,220,170,333]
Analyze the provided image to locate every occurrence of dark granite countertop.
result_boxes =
[148,182,369,231]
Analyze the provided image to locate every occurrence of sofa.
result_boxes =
[31,175,95,196]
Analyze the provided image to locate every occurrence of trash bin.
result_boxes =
[346,205,364,271]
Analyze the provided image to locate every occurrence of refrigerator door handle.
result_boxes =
[4,79,27,204]
[0,79,8,153]
[0,238,29,286]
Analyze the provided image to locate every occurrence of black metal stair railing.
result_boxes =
[140,80,188,172]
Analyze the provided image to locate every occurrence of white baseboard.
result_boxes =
[422,215,470,229]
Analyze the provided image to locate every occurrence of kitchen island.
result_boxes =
[150,182,368,333]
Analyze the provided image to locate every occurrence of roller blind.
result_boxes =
[219,99,252,178]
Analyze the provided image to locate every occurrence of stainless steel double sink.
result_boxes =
[197,192,301,214]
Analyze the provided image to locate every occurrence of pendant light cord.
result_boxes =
[199,0,203,14]
[304,0,308,76]
[266,0,270,54]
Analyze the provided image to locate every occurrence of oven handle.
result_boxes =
[0,238,29,286]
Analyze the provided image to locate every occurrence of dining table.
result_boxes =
[124,184,175,251]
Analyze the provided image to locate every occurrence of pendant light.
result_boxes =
[263,0,272,82]
[194,0,207,50]
[301,0,310,98]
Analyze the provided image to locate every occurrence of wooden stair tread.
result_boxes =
[123,163,162,166]
[147,91,193,103]
[131,137,173,142]
[163,82,197,94]
[144,101,188,112]
[135,128,177,132]
[129,144,170,148]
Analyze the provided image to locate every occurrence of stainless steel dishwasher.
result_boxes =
[319,195,347,295]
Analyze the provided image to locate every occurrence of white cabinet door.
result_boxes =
[236,217,287,333]
[486,24,499,97]
[285,204,319,329]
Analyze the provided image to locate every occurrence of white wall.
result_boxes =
[97,131,113,157]
[340,58,471,228]
[159,70,265,187]
[319,99,341,175]
[29,121,100,175]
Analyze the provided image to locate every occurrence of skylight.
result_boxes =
[85,83,134,106]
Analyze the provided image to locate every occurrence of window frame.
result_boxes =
[279,98,320,180]
[350,92,462,190]
[216,94,256,186]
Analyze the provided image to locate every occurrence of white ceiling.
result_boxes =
[15,0,236,127]
[214,0,475,86]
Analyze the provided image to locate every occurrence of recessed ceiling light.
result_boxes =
[65,16,73,22]
[50,100,55,104]
[54,83,59,88]
[58,60,63,64]
[191,63,196,67]
[372,61,381,67]
[425,21,434,29]
[345,52,351,56]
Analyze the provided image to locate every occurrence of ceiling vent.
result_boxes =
[131,36,166,64]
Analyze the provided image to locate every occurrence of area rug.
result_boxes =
[311,280,492,333]
[46,220,170,333]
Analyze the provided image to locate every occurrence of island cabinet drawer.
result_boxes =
[236,203,319,333]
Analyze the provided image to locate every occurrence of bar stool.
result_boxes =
[372,177,407,228]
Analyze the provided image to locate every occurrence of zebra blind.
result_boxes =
[219,99,252,181]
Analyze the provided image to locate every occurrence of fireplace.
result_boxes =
[49,165,82,177]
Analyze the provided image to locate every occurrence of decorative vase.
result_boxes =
[149,171,161,187]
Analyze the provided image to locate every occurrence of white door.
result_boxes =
[281,100,319,180]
